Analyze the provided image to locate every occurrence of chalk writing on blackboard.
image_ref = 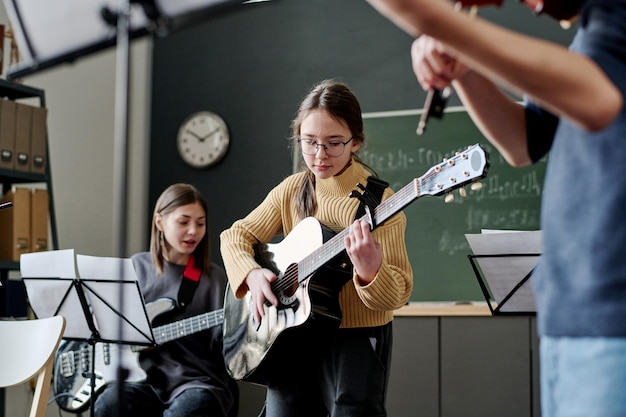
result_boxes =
[362,108,546,301]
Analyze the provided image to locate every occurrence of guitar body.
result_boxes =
[223,217,353,386]
[53,339,149,413]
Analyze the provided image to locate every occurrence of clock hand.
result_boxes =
[186,129,204,141]
[201,127,220,141]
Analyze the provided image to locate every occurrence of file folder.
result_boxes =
[0,187,31,261]
[0,99,17,170]
[30,188,49,252]
[14,102,33,173]
[30,106,48,174]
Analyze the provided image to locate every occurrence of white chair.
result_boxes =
[0,315,66,417]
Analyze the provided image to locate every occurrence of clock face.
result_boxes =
[177,111,230,168]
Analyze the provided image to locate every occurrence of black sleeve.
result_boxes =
[524,101,558,163]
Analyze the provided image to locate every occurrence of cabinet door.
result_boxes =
[387,317,439,417]
[440,317,533,417]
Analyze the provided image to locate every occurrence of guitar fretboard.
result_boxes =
[296,179,419,282]
[153,308,225,345]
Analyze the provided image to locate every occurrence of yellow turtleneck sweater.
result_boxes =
[220,161,413,328]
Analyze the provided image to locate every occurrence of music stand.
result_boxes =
[467,254,539,315]
[465,230,542,315]
[23,276,155,417]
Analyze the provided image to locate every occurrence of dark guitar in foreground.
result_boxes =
[53,298,224,413]
[223,143,489,386]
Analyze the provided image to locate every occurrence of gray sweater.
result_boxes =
[132,252,236,415]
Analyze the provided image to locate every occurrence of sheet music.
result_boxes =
[20,248,78,278]
[76,254,138,281]
[21,250,154,344]
[465,230,542,313]
[20,249,87,334]
[81,279,153,343]
[466,230,542,255]
[22,277,94,338]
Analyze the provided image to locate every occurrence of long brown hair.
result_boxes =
[149,183,210,275]
[290,79,374,219]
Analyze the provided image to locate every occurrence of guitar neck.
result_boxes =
[297,179,419,281]
[297,143,488,281]
[152,308,225,345]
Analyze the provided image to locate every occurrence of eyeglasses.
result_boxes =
[297,137,353,157]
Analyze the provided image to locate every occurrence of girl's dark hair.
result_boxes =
[150,183,210,275]
[290,79,374,219]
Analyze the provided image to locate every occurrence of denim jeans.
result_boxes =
[540,336,626,417]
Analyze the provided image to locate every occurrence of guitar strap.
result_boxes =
[178,255,201,308]
[353,175,389,223]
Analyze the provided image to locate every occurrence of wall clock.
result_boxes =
[177,111,230,168]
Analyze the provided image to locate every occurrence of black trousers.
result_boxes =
[261,322,393,417]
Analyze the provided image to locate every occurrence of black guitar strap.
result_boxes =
[353,175,389,224]
[178,255,201,308]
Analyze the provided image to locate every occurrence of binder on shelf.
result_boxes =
[30,106,48,174]
[14,102,33,173]
[30,188,49,252]
[0,187,31,261]
[0,99,17,171]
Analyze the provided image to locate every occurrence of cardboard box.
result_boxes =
[0,99,17,171]
[30,106,48,175]
[14,103,33,173]
[0,187,31,261]
[30,188,49,252]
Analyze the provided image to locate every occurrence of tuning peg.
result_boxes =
[459,187,467,198]
[470,181,483,191]
[444,193,455,203]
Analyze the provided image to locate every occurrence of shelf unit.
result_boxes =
[0,79,59,417]
[0,78,58,315]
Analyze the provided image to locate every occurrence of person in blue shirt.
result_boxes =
[366,0,626,416]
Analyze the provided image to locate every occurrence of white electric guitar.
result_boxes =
[53,298,224,413]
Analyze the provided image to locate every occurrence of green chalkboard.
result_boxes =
[362,108,546,302]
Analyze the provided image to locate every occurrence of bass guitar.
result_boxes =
[222,143,489,385]
[53,298,224,413]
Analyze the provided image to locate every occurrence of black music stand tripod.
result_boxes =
[23,276,155,417]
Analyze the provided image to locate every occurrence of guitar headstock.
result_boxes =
[418,143,489,197]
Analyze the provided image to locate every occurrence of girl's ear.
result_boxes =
[154,213,163,231]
